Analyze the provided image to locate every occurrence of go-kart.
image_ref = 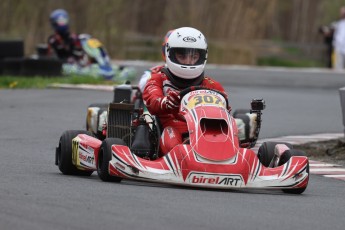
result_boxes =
[62,34,136,82]
[35,34,136,81]
[55,87,309,194]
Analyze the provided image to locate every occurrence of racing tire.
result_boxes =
[281,149,309,194]
[257,142,293,167]
[57,130,94,176]
[97,138,125,182]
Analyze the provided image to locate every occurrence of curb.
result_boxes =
[310,160,345,182]
[253,133,345,183]
[47,83,114,91]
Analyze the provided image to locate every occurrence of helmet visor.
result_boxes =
[169,48,206,66]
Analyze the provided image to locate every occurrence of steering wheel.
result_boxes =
[179,86,229,109]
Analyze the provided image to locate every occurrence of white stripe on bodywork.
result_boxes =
[283,160,300,178]
[173,153,181,176]
[163,156,173,172]
[116,147,143,170]
[183,145,191,161]
[166,154,177,173]
[250,160,261,181]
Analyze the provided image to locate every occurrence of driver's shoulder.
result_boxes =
[203,76,221,86]
[151,72,168,80]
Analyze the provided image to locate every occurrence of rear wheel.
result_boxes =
[56,130,93,176]
[281,149,309,194]
[97,138,126,182]
[257,142,293,167]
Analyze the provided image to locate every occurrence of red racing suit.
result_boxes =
[143,70,227,155]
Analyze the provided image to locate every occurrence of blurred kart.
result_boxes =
[55,87,309,194]
[62,34,136,82]
[33,34,136,81]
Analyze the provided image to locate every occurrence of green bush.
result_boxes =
[0,75,114,89]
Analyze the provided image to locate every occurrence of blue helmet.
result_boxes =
[50,9,69,34]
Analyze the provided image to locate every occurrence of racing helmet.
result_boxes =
[165,27,207,80]
[161,29,175,61]
[50,9,69,34]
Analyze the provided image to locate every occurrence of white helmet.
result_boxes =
[165,27,207,79]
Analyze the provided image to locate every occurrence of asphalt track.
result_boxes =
[1,65,345,230]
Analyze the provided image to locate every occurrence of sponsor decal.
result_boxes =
[167,127,176,138]
[189,173,243,187]
[183,36,197,42]
[79,152,95,165]
[87,146,94,154]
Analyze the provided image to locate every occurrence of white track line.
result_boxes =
[324,175,345,178]
[310,163,342,167]
[310,168,345,172]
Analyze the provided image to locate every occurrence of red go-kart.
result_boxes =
[55,87,309,194]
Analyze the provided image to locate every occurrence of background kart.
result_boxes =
[56,87,309,194]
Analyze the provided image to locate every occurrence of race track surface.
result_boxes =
[0,87,344,230]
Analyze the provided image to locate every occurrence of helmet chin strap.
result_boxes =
[161,67,204,89]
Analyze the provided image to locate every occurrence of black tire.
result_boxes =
[257,142,293,167]
[97,138,126,182]
[56,130,94,176]
[281,149,309,194]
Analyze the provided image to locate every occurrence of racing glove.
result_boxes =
[160,90,181,112]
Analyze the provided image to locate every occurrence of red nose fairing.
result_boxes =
[108,105,308,190]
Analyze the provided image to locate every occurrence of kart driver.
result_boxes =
[47,9,84,64]
[143,27,228,156]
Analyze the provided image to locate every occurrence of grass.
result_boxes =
[0,75,116,89]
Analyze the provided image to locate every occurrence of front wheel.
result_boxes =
[56,130,93,176]
[257,142,293,167]
[97,138,126,182]
[281,149,309,194]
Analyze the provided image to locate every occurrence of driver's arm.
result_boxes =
[143,74,179,115]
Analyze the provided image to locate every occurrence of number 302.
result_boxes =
[194,95,221,106]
